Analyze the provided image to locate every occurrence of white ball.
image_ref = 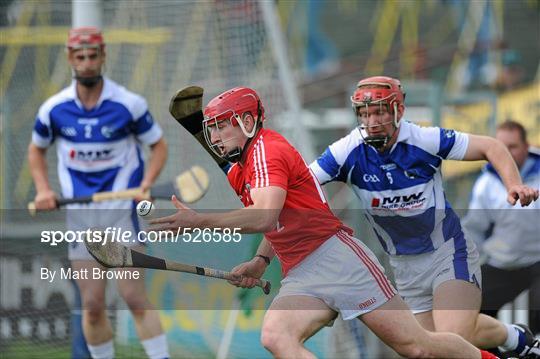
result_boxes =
[136,200,155,219]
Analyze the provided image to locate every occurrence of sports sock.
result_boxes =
[87,339,114,359]
[142,333,170,359]
[499,323,520,352]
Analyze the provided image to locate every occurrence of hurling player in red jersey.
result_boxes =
[150,87,499,359]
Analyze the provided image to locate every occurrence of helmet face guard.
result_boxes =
[203,87,265,162]
[351,77,405,149]
[203,110,247,162]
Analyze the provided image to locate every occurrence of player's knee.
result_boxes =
[438,326,474,342]
[260,324,295,354]
[120,285,147,308]
[260,326,279,353]
[82,295,105,311]
[435,320,475,341]
[123,296,147,315]
[386,334,430,358]
[84,306,106,326]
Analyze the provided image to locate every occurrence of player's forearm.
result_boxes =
[255,237,275,259]
[27,143,51,192]
[464,135,522,190]
[251,237,275,268]
[484,141,522,190]
[143,138,168,187]
[197,207,280,233]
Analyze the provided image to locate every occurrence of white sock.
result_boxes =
[88,339,114,359]
[142,333,169,359]
[499,323,519,352]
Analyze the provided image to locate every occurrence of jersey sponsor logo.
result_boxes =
[358,297,376,309]
[78,118,99,125]
[380,163,397,171]
[371,191,425,210]
[363,174,380,183]
[61,127,77,137]
[69,148,114,162]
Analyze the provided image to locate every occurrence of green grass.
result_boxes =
[0,340,146,359]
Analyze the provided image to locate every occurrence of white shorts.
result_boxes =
[275,231,396,320]
[66,200,144,261]
[389,234,482,314]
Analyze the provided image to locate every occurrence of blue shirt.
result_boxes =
[32,77,162,200]
[310,121,470,256]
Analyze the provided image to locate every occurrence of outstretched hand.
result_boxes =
[148,195,200,231]
[507,184,539,206]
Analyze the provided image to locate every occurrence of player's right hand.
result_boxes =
[134,179,152,203]
[228,258,267,289]
[34,189,57,210]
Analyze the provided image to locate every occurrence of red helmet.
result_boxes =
[203,87,265,162]
[66,27,105,51]
[351,76,405,113]
[203,87,265,126]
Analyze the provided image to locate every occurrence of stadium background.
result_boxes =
[0,0,538,358]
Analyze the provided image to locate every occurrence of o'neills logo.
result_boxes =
[358,297,376,309]
[371,191,425,210]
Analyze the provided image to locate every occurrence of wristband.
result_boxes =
[254,254,270,265]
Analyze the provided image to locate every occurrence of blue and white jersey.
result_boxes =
[32,77,162,201]
[463,151,540,268]
[310,121,469,256]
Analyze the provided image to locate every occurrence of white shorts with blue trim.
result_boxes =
[274,231,397,320]
[66,200,143,261]
[389,235,482,314]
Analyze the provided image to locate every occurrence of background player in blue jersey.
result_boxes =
[463,120,540,339]
[310,76,539,358]
[28,27,169,359]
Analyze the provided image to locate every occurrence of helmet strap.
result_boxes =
[364,135,389,149]
[237,113,258,138]
[393,102,401,128]
[223,147,242,162]
[75,74,103,88]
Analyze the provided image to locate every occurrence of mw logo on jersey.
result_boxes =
[371,191,425,209]
[69,148,114,161]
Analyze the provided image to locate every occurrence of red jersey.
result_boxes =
[227,128,352,276]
